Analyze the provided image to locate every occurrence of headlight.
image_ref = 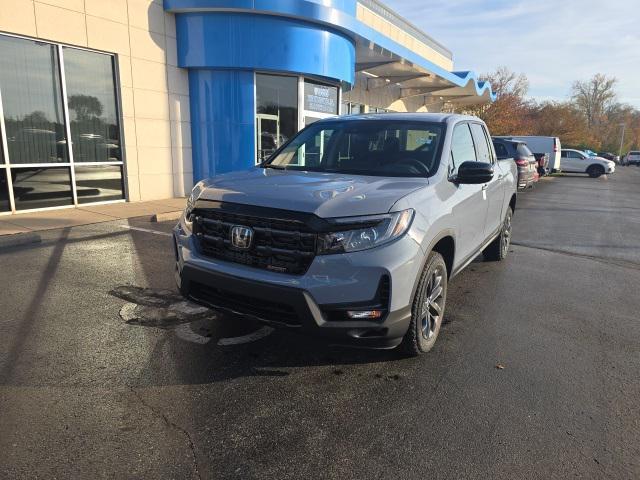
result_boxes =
[318,209,414,255]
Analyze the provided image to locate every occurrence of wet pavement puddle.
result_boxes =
[110,285,273,345]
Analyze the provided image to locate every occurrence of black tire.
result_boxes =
[484,207,513,262]
[399,252,448,356]
[587,165,605,178]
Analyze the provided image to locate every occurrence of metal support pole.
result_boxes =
[618,123,626,163]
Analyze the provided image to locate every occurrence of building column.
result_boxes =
[188,69,256,181]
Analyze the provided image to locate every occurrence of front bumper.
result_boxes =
[173,222,421,348]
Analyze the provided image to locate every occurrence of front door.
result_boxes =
[562,150,586,172]
[470,123,504,238]
[448,123,490,263]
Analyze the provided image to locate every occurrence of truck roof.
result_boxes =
[320,113,480,124]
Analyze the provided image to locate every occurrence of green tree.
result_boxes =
[68,94,103,121]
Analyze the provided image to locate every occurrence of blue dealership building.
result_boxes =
[0,0,493,215]
[164,0,495,184]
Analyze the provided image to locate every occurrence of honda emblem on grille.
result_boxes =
[230,225,253,250]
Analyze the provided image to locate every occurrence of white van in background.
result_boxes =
[495,136,562,173]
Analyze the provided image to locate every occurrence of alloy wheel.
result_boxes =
[501,211,512,257]
[421,267,445,339]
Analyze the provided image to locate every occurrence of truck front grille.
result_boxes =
[192,207,318,275]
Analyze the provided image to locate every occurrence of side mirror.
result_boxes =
[452,161,494,184]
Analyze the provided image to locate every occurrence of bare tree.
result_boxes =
[571,74,617,128]
[484,66,529,97]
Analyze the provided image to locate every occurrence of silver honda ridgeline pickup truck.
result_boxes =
[174,114,517,355]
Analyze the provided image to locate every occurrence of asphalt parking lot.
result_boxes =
[1,168,640,479]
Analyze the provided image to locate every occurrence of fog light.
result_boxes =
[347,310,383,319]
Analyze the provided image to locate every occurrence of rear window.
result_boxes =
[630,151,640,156]
[493,142,509,158]
[516,143,533,157]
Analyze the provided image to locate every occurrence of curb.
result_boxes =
[150,211,182,223]
[0,232,42,249]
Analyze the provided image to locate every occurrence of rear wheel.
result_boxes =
[400,252,448,356]
[484,207,513,261]
[587,165,605,178]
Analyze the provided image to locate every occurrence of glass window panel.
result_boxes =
[256,74,298,163]
[75,165,124,204]
[451,124,477,167]
[63,47,121,163]
[11,167,73,210]
[0,35,68,165]
[0,169,10,212]
[470,123,492,163]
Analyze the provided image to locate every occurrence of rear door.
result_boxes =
[561,150,575,172]
[471,123,503,238]
[449,123,490,262]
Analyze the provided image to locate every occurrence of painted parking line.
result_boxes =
[217,326,275,346]
[120,225,172,237]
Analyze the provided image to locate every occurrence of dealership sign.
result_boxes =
[304,82,338,115]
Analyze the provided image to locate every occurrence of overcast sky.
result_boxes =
[384,0,640,107]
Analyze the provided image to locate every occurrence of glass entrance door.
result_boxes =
[256,114,280,164]
[255,74,298,165]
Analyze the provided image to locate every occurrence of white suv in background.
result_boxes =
[560,149,616,177]
[624,151,640,166]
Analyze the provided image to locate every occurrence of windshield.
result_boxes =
[262,120,445,177]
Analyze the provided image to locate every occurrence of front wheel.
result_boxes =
[587,165,605,178]
[484,207,513,261]
[400,252,448,356]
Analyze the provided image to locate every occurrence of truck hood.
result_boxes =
[196,168,428,218]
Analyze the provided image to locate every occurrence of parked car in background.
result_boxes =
[175,114,518,355]
[598,152,620,163]
[624,151,640,166]
[494,136,561,173]
[560,149,616,177]
[493,138,537,189]
[533,152,549,176]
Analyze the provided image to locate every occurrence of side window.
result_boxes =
[470,123,492,163]
[450,123,477,175]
